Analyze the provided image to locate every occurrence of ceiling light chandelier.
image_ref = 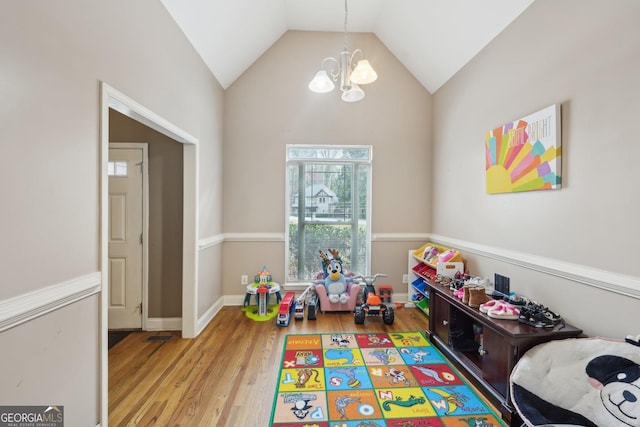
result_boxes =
[308,0,378,102]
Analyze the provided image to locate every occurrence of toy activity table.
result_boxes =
[243,282,282,307]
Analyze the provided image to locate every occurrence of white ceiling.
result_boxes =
[161,0,534,93]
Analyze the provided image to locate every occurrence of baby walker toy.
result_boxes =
[353,273,394,325]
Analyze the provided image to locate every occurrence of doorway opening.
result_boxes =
[99,82,199,427]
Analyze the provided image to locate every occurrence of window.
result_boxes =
[108,161,128,177]
[286,145,372,282]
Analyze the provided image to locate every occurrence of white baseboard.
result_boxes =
[224,294,248,306]
[393,293,408,304]
[145,317,182,331]
[195,297,224,336]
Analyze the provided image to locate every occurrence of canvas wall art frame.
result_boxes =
[485,104,561,194]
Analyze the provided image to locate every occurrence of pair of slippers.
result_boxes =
[480,300,520,320]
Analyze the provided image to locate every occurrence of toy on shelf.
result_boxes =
[314,249,359,313]
[276,292,296,326]
[414,243,463,269]
[353,273,394,325]
[422,245,439,262]
[409,243,464,300]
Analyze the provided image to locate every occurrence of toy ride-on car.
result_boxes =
[353,273,394,325]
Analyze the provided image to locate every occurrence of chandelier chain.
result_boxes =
[343,0,348,51]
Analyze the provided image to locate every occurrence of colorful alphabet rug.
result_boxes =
[269,331,507,427]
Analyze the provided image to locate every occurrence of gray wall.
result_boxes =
[223,31,433,295]
[432,0,640,337]
[0,1,224,424]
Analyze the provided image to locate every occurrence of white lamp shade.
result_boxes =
[308,70,335,93]
[350,59,377,85]
[341,84,365,102]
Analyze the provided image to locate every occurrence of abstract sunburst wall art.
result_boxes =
[485,104,561,194]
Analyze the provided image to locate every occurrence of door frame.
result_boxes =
[99,82,199,427]
[108,142,149,331]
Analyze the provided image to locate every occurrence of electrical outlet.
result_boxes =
[241,275,248,285]
[402,274,409,283]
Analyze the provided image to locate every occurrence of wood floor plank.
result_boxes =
[109,305,431,426]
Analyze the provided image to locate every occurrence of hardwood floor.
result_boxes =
[108,305,431,426]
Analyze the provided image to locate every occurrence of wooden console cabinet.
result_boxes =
[425,280,582,426]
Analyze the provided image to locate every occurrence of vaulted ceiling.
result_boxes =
[161,0,534,94]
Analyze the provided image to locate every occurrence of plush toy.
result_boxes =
[587,354,640,426]
[510,337,640,427]
[318,249,349,304]
[319,249,331,277]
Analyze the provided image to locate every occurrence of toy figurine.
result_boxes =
[317,249,349,304]
[323,258,349,303]
[319,250,331,277]
[254,265,273,286]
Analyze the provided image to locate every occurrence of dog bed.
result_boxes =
[509,337,640,426]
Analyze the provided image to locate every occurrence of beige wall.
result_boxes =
[223,31,433,293]
[3,0,640,423]
[0,298,100,411]
[0,1,224,424]
[109,110,184,318]
[432,0,640,337]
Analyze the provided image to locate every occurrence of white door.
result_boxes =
[108,146,145,329]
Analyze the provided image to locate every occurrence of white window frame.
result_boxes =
[285,144,372,284]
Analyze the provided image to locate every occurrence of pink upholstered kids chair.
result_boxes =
[314,272,361,312]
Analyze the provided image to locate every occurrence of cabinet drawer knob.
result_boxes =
[442,320,448,325]
[479,348,487,356]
